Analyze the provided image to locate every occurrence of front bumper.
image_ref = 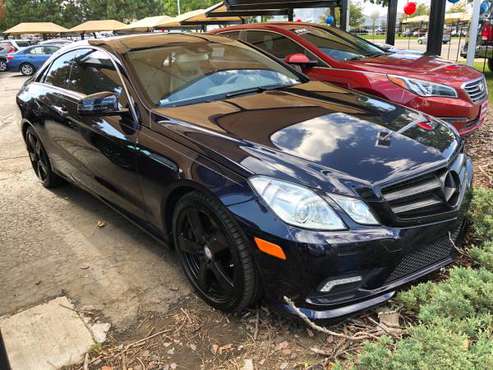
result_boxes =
[407,96,487,137]
[227,158,473,320]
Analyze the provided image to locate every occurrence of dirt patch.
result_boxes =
[66,294,404,370]
[465,113,493,188]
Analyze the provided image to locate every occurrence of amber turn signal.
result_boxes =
[254,237,287,260]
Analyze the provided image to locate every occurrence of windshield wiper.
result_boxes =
[225,84,292,98]
[225,87,265,98]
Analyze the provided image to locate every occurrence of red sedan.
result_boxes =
[212,22,488,136]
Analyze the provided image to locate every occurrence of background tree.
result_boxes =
[162,0,217,16]
[369,10,380,34]
[321,2,365,29]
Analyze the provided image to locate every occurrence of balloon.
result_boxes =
[325,15,334,25]
[404,2,417,16]
[481,1,489,14]
[448,0,460,3]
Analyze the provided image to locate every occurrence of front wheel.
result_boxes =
[20,63,35,76]
[0,59,7,72]
[172,191,260,313]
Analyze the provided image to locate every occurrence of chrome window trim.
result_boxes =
[35,45,139,123]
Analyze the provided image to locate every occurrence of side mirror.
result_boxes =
[284,53,317,68]
[77,91,125,116]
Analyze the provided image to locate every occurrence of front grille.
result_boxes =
[379,154,467,222]
[463,78,488,103]
[384,224,462,284]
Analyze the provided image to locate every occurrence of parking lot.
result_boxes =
[0,72,190,329]
[1,65,493,369]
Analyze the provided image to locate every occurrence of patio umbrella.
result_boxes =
[69,20,127,33]
[4,22,68,35]
[123,16,174,31]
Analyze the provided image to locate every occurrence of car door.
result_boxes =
[26,46,49,70]
[61,49,147,220]
[37,49,87,179]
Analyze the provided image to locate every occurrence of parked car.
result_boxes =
[212,23,488,136]
[7,45,60,76]
[38,39,73,47]
[0,39,34,53]
[17,34,472,319]
[374,42,423,55]
[417,31,451,45]
[0,48,9,72]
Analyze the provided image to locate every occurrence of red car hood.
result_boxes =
[346,53,482,85]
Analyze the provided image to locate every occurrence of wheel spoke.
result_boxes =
[210,260,234,293]
[26,133,37,159]
[187,209,206,243]
[178,235,203,255]
[35,140,42,157]
[207,234,229,256]
[38,159,48,180]
[197,260,210,292]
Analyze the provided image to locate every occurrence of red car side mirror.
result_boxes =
[284,53,317,68]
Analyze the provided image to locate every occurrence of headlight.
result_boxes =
[249,176,345,230]
[330,194,380,225]
[388,75,458,98]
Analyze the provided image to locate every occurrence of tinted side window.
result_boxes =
[245,31,307,59]
[68,50,128,108]
[44,50,85,88]
[67,50,123,96]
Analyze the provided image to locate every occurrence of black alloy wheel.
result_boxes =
[173,191,259,312]
[25,127,62,188]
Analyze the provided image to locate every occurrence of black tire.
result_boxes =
[19,63,35,76]
[172,191,259,313]
[0,59,7,72]
[25,126,63,188]
[488,58,493,73]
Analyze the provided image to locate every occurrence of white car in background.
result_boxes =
[418,32,451,45]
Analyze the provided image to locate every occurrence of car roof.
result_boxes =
[86,32,236,54]
[215,22,324,32]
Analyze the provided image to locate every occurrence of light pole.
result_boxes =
[177,0,181,15]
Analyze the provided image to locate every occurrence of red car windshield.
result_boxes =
[292,26,385,61]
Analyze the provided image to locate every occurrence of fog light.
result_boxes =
[320,276,362,293]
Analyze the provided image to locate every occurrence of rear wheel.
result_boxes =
[0,59,7,72]
[172,191,260,313]
[25,127,63,188]
[20,63,35,76]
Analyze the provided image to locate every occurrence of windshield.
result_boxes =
[127,41,302,107]
[293,26,385,61]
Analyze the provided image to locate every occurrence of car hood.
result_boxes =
[152,81,459,195]
[346,53,481,85]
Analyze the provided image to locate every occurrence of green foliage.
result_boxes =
[469,187,493,241]
[347,188,493,370]
[1,0,167,30]
[321,3,365,29]
[162,0,217,17]
[471,242,493,271]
